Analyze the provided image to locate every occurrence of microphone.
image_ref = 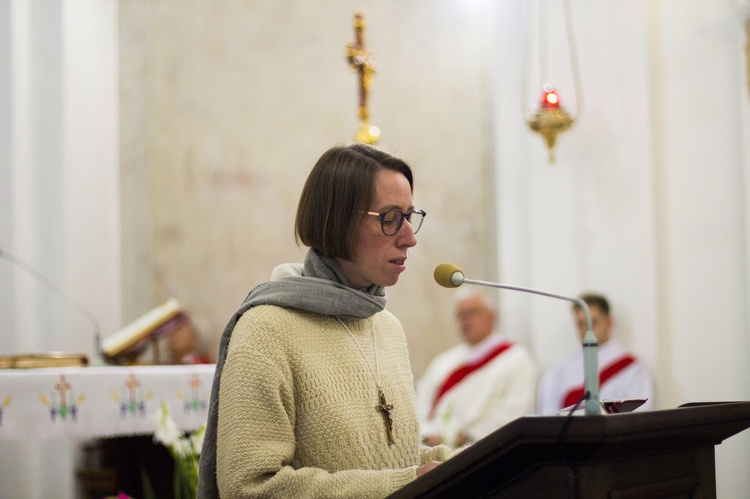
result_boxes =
[1,247,103,364]
[434,263,601,415]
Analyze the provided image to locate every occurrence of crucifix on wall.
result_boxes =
[346,10,381,144]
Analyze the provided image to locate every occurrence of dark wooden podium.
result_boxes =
[389,401,750,498]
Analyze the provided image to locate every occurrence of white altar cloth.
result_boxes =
[0,364,215,441]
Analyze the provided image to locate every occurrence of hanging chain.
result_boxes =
[563,0,583,119]
[522,0,582,119]
[337,317,380,387]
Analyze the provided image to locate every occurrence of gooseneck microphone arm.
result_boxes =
[434,263,601,416]
[0,247,103,362]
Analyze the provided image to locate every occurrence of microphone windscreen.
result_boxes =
[434,263,463,288]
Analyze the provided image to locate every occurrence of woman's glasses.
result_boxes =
[366,209,426,236]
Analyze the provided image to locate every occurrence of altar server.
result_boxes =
[536,293,654,415]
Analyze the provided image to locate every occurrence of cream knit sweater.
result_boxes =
[217,304,451,498]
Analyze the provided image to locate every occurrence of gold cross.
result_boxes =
[125,373,141,401]
[345,10,380,144]
[55,375,72,406]
[188,374,202,399]
[376,387,394,445]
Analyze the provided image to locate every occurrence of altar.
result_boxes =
[0,364,215,441]
[0,364,215,498]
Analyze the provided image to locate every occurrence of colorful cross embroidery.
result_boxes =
[177,374,208,413]
[111,373,153,417]
[39,374,86,422]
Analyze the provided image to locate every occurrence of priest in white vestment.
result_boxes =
[415,288,537,448]
[536,293,654,415]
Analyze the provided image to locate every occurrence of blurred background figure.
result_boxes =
[415,288,536,448]
[167,321,211,365]
[536,293,654,415]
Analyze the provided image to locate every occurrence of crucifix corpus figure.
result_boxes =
[377,386,395,445]
[346,10,381,144]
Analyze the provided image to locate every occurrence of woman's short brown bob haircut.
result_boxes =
[295,143,413,261]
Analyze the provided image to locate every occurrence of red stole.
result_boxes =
[430,342,513,416]
[561,354,637,408]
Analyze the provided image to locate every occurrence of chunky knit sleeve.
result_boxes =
[216,306,423,498]
[419,444,455,464]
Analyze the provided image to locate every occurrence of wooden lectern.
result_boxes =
[389,401,750,498]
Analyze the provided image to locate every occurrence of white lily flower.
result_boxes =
[152,401,182,447]
[149,400,205,498]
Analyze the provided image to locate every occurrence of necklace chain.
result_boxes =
[337,316,396,446]
[337,316,380,388]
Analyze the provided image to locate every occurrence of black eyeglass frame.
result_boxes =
[365,209,427,236]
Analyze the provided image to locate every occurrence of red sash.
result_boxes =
[561,354,637,408]
[430,342,513,416]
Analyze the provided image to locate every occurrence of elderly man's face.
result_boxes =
[456,294,496,346]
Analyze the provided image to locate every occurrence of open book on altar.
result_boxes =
[101,298,188,362]
[0,352,89,369]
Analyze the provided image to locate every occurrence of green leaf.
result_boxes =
[140,465,157,499]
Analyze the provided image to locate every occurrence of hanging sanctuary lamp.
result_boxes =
[524,0,582,162]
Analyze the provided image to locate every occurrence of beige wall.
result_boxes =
[119,0,497,377]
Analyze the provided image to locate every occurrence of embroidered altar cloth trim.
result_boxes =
[0,364,215,441]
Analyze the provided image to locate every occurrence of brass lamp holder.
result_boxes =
[527,107,574,162]
[527,84,575,162]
